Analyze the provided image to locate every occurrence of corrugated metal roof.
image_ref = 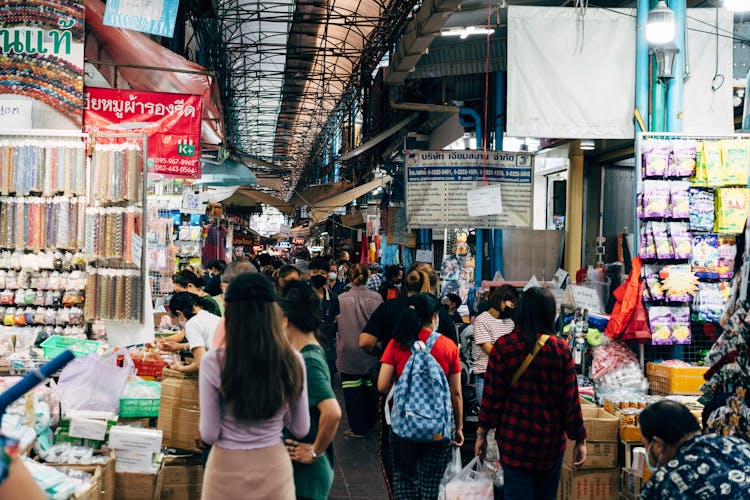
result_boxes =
[406,36,506,80]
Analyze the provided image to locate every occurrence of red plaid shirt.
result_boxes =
[478,332,587,471]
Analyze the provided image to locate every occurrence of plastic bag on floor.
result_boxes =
[445,456,494,500]
[438,447,463,500]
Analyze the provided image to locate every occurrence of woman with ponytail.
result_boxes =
[161,292,221,374]
[378,293,463,499]
[336,263,383,438]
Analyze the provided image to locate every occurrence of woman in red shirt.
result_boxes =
[377,294,463,500]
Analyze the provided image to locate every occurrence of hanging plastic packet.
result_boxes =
[648,306,673,345]
[688,187,715,231]
[714,188,750,234]
[669,222,691,259]
[642,139,671,178]
[651,222,674,260]
[643,265,665,301]
[659,264,695,303]
[717,236,737,279]
[636,193,644,219]
[639,222,656,259]
[670,306,692,344]
[691,234,719,279]
[642,180,671,218]
[703,141,723,187]
[720,139,750,186]
[691,141,707,186]
[669,181,690,219]
[669,140,697,177]
[693,282,729,323]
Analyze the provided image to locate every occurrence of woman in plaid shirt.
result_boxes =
[475,287,587,500]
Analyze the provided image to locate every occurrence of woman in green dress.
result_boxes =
[280,280,342,500]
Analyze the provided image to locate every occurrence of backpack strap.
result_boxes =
[424,331,440,353]
[510,334,550,387]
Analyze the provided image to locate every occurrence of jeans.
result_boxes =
[475,374,485,404]
[502,455,563,500]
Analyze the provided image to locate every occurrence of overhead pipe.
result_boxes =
[666,0,685,132]
[635,0,650,134]
[459,107,483,148]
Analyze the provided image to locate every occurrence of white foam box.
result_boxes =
[108,426,162,454]
[114,449,160,474]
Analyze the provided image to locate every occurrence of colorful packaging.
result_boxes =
[643,265,665,301]
[639,223,657,259]
[703,141,723,187]
[691,234,719,279]
[693,282,729,323]
[669,140,697,177]
[642,180,671,218]
[717,235,737,279]
[688,187,715,232]
[670,306,691,344]
[691,142,707,186]
[652,222,674,260]
[668,222,691,259]
[659,264,695,303]
[714,188,750,234]
[669,181,690,219]
[636,193,644,219]
[642,140,671,178]
[720,139,750,186]
[648,306,673,345]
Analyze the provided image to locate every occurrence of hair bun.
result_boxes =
[225,273,277,303]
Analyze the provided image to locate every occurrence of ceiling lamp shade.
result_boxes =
[580,139,595,150]
[646,1,676,45]
[196,159,257,187]
[724,0,750,12]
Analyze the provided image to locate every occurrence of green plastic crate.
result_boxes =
[41,335,101,358]
[119,381,161,418]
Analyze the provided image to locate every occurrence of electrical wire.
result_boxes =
[482,0,492,185]
[711,8,725,93]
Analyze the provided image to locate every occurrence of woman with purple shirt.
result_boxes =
[199,273,310,500]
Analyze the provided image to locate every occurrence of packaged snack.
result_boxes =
[652,222,674,259]
[643,265,665,301]
[643,180,671,218]
[720,139,750,186]
[693,282,729,323]
[659,264,697,303]
[691,142,707,186]
[703,141,723,187]
[691,234,719,279]
[669,181,690,219]
[688,187,715,232]
[669,222,691,259]
[669,140,697,177]
[639,223,656,259]
[642,140,671,178]
[717,235,737,279]
[670,306,692,344]
[714,188,750,234]
[648,306,673,345]
[636,193,644,219]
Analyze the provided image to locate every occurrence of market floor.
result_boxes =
[329,380,389,500]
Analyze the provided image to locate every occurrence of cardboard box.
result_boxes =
[157,371,200,452]
[109,426,163,454]
[114,468,164,500]
[620,424,642,443]
[160,454,203,500]
[564,440,618,469]
[559,465,619,500]
[40,450,115,500]
[74,467,102,500]
[582,407,620,442]
[620,468,644,499]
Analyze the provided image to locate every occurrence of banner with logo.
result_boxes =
[405,150,533,229]
[0,0,85,127]
[84,87,202,178]
[103,0,180,38]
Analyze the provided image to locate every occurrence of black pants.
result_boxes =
[390,432,452,500]
[378,396,394,499]
[340,373,378,435]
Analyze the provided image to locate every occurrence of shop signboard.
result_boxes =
[405,150,533,229]
[103,0,180,38]
[84,87,202,178]
[0,0,85,127]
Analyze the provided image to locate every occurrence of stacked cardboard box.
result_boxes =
[40,450,116,500]
[157,369,200,452]
[559,407,621,500]
[114,468,164,500]
[109,426,163,474]
[159,454,204,500]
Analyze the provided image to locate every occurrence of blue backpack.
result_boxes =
[385,331,452,442]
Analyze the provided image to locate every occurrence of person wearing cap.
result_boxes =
[366,263,384,293]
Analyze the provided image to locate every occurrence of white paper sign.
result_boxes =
[181,188,204,214]
[0,100,32,129]
[467,185,503,217]
[566,285,604,313]
[132,232,142,269]
[416,249,433,263]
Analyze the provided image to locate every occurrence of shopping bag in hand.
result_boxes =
[445,456,494,500]
[438,447,463,500]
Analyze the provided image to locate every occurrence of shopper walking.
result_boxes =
[639,400,750,499]
[199,273,309,500]
[378,265,403,301]
[377,294,463,500]
[308,258,340,381]
[204,260,226,297]
[336,263,383,438]
[159,292,221,374]
[210,260,258,349]
[475,287,586,500]
[172,269,222,317]
[472,284,519,401]
[280,280,342,500]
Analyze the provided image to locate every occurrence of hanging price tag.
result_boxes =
[467,185,503,217]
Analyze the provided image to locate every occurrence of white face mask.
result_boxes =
[434,315,440,332]
[328,272,338,281]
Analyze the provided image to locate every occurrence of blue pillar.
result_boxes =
[666,0,685,132]
[475,229,484,286]
[635,0,650,135]
[492,71,506,277]
[459,107,483,149]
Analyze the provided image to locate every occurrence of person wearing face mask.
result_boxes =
[308,258,340,381]
[162,292,221,374]
[472,285,520,401]
[639,400,750,499]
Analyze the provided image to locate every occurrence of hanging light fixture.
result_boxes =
[724,0,750,11]
[646,1,676,45]
[580,139,595,151]
[651,43,680,79]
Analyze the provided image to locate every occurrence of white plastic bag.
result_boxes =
[438,447,463,500]
[56,352,133,413]
[445,456,494,500]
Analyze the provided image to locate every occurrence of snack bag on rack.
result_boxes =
[715,188,750,234]
[720,139,750,186]
[642,140,671,178]
[691,141,707,186]
[703,141,723,187]
[648,306,673,345]
[688,187,715,231]
[669,181,690,219]
[668,140,697,177]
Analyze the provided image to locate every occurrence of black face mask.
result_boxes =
[309,275,327,289]
[498,307,515,320]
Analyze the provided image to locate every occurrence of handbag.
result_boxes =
[509,334,550,387]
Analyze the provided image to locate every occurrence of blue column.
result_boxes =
[475,229,483,286]
[492,72,506,277]
[666,0,685,132]
[635,0,650,134]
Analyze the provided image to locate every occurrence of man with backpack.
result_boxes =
[376,294,463,500]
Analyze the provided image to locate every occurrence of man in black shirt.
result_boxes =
[309,258,340,380]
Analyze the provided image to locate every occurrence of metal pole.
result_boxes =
[666,0,685,132]
[636,0,650,134]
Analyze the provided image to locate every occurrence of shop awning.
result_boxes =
[196,160,257,187]
[222,188,295,216]
[84,0,224,145]
[337,114,418,162]
[308,175,392,223]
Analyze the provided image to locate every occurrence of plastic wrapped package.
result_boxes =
[591,340,649,399]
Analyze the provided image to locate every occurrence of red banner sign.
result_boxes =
[83,87,202,178]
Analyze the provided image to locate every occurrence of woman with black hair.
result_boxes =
[199,273,309,499]
[172,269,222,317]
[377,293,463,500]
[475,287,587,500]
[279,280,342,500]
[162,292,221,374]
